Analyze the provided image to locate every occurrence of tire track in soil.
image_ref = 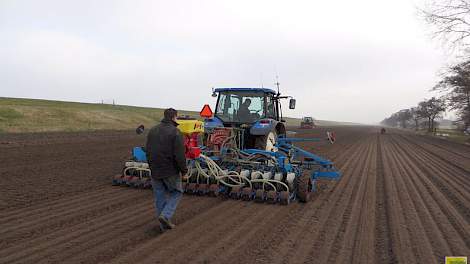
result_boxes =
[401,134,470,180]
[396,135,470,223]
[0,188,143,232]
[400,134,470,177]
[0,189,149,248]
[398,135,470,198]
[143,203,282,264]
[109,200,249,264]
[45,196,222,264]
[0,195,221,264]
[0,130,143,212]
[382,137,462,263]
[0,187,116,224]
[206,205,301,264]
[380,136,418,264]
[334,134,377,264]
[266,138,373,264]
[83,199,242,263]
[386,136,440,264]
[389,135,470,252]
[415,135,470,159]
[0,201,152,264]
[409,135,470,169]
[374,134,397,264]
[307,136,376,264]
[261,140,365,263]
[388,135,468,262]
[300,137,375,264]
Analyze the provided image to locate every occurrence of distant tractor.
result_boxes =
[380,128,386,134]
[300,117,315,129]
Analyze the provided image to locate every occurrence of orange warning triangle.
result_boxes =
[200,104,213,118]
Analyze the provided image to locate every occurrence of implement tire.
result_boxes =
[296,172,312,203]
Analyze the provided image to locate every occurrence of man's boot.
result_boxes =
[159,215,176,229]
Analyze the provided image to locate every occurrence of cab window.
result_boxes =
[215,91,265,123]
[266,96,276,119]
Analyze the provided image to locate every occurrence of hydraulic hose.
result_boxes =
[195,154,252,188]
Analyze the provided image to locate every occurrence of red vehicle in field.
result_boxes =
[300,117,315,129]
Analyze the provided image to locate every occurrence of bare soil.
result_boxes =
[0,127,468,264]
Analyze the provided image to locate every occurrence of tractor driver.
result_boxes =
[238,98,252,122]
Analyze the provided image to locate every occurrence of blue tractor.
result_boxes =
[194,87,340,203]
[204,87,295,151]
[113,87,341,205]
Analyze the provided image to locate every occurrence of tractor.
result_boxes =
[300,116,315,129]
[204,88,294,151]
[113,87,341,205]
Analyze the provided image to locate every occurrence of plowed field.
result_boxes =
[0,127,469,264]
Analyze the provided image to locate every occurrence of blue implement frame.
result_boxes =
[242,136,341,194]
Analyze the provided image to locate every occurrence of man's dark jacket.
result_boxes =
[146,118,188,180]
[237,103,251,121]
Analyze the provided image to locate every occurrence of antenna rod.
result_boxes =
[260,72,264,88]
[275,75,280,96]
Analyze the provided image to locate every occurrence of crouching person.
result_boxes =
[146,108,187,231]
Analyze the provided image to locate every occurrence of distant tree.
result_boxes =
[417,97,447,132]
[433,60,470,129]
[461,110,470,128]
[397,109,412,128]
[410,107,422,130]
[381,113,399,127]
[421,0,470,53]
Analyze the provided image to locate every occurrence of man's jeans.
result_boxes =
[151,177,183,222]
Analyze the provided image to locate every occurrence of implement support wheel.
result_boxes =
[279,191,290,205]
[296,172,312,203]
[230,186,242,199]
[209,184,219,197]
[241,187,253,201]
[254,189,265,202]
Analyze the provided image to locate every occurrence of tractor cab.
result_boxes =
[300,116,315,129]
[303,117,313,123]
[215,88,279,124]
[204,88,296,151]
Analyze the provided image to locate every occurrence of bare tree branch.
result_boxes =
[420,0,470,53]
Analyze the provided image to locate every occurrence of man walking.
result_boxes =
[146,108,187,231]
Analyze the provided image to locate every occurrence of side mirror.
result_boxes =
[212,89,218,97]
[136,124,145,135]
[289,98,296,109]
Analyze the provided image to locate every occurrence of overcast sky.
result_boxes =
[0,0,448,124]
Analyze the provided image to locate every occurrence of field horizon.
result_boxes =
[0,97,362,133]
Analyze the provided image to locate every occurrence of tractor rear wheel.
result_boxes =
[296,172,312,203]
[255,130,277,152]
